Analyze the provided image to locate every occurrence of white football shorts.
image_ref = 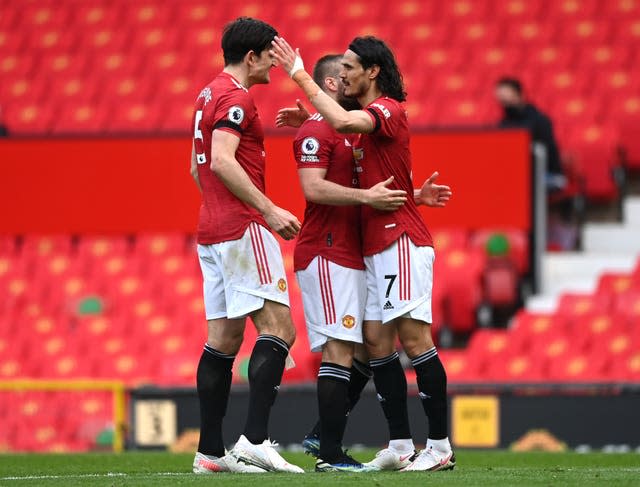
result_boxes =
[197,222,290,320]
[364,233,435,324]
[296,256,367,352]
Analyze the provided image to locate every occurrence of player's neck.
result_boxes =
[223,65,251,89]
[358,86,383,108]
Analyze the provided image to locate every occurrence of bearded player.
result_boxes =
[271,36,455,471]
[290,54,409,472]
[189,18,304,474]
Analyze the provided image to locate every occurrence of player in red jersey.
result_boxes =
[190,18,303,474]
[291,54,408,472]
[271,35,455,471]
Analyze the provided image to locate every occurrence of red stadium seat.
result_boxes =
[547,350,610,382]
[613,289,640,320]
[556,292,611,321]
[504,21,557,45]
[438,349,482,382]
[431,228,469,253]
[571,312,630,352]
[596,272,636,299]
[483,258,519,307]
[51,101,112,134]
[486,353,545,382]
[566,125,622,202]
[470,228,529,275]
[437,249,485,333]
[557,21,612,44]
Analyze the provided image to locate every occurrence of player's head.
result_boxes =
[313,54,361,110]
[495,77,524,108]
[341,36,406,102]
[221,17,278,84]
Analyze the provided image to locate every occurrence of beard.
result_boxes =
[337,85,361,110]
[338,95,361,111]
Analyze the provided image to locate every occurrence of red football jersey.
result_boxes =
[293,114,364,271]
[354,96,433,255]
[192,72,268,245]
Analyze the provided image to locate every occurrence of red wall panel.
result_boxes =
[0,130,529,234]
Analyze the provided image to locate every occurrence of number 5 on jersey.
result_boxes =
[194,109,207,164]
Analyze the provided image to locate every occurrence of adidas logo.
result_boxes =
[383,301,394,310]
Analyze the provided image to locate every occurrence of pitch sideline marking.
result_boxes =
[0,472,195,481]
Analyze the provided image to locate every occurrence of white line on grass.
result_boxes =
[0,472,196,481]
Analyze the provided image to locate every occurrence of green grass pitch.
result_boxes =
[0,450,638,486]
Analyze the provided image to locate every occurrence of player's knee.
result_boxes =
[398,322,434,358]
[322,340,355,367]
[399,333,434,359]
[253,301,296,346]
[206,330,244,355]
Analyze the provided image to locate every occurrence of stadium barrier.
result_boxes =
[129,384,640,451]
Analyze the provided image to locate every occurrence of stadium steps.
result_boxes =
[526,196,640,312]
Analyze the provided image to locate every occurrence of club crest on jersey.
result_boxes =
[277,278,287,292]
[228,106,244,124]
[342,315,355,329]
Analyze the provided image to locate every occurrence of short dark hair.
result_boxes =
[496,77,523,95]
[312,54,342,88]
[348,36,406,102]
[221,17,277,66]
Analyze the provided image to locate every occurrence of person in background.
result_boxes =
[495,77,566,192]
[495,77,579,250]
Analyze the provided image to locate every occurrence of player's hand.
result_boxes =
[416,171,452,207]
[276,99,310,128]
[270,36,304,77]
[263,205,301,240]
[365,176,407,211]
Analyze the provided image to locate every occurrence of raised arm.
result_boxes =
[211,129,301,239]
[299,168,407,211]
[271,37,374,134]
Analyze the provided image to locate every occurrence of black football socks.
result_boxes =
[196,343,235,457]
[412,346,448,440]
[370,351,412,440]
[307,358,372,439]
[317,362,351,462]
[242,334,289,444]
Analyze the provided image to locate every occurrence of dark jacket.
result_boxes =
[499,103,562,175]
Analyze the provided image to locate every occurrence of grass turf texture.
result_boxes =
[0,450,638,486]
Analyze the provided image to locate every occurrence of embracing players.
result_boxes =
[272,36,456,471]
[290,54,408,472]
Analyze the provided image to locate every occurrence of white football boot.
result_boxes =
[363,447,417,471]
[401,447,456,471]
[230,435,305,473]
[192,451,267,473]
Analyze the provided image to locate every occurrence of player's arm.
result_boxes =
[271,37,374,134]
[415,171,452,207]
[190,142,202,192]
[211,130,301,239]
[299,168,407,210]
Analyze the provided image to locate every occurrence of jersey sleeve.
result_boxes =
[212,89,256,137]
[293,120,335,169]
[365,98,404,138]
